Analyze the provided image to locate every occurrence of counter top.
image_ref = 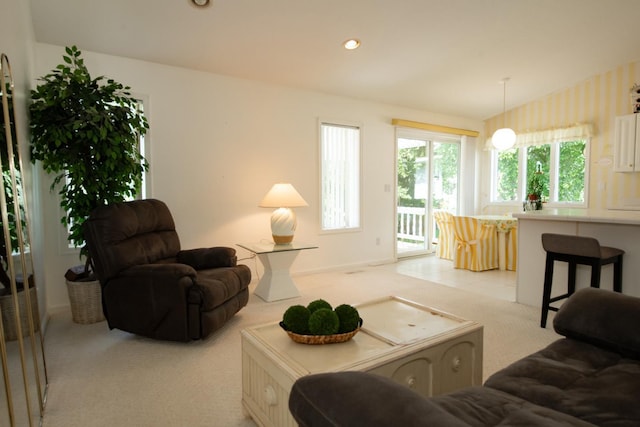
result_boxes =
[512,208,640,225]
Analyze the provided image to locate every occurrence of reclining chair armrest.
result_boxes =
[105,263,199,341]
[114,263,199,296]
[120,262,197,278]
[177,247,237,270]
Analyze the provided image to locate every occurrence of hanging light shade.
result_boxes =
[492,78,516,150]
[492,127,516,150]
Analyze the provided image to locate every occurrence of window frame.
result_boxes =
[490,138,590,208]
[318,119,362,234]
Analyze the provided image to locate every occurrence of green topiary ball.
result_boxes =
[307,299,332,314]
[282,305,311,334]
[308,308,340,335]
[334,304,361,333]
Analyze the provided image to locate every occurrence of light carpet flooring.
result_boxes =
[41,256,558,427]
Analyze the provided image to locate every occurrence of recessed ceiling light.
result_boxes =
[343,39,361,50]
[191,0,210,6]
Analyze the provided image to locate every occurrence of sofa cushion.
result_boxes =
[431,386,594,426]
[289,371,470,427]
[289,371,593,427]
[485,338,640,427]
[193,266,251,310]
[553,287,640,359]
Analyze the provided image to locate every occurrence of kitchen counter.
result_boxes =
[513,208,640,225]
[513,209,640,309]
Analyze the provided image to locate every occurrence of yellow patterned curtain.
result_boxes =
[485,123,593,150]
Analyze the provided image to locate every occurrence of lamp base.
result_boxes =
[270,207,296,245]
[272,235,294,245]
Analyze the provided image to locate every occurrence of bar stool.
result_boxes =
[540,233,624,328]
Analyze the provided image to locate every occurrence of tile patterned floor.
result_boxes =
[395,254,516,302]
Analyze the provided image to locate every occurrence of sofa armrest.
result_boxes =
[289,371,470,427]
[554,287,640,359]
[177,247,237,270]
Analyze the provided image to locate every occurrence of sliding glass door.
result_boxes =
[396,131,460,257]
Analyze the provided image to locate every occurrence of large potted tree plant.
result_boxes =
[29,46,149,324]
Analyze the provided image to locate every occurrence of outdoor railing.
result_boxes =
[397,206,425,243]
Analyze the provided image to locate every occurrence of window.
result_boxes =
[491,138,588,206]
[320,122,361,231]
[494,147,519,202]
[556,140,586,202]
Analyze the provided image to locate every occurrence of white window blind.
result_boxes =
[320,122,361,231]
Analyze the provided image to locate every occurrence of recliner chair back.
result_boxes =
[85,199,181,282]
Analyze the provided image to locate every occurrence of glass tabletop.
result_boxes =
[237,241,318,254]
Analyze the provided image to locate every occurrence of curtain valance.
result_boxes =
[392,118,479,137]
[485,123,593,150]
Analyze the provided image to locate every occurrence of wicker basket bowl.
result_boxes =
[66,279,106,324]
[279,318,363,345]
[0,287,40,341]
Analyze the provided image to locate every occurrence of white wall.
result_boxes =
[33,43,484,312]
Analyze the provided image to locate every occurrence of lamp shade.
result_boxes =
[492,127,516,150]
[259,183,308,208]
[492,78,516,150]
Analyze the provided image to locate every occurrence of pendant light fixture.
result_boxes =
[492,77,516,150]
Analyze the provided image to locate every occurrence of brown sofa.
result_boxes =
[289,287,640,426]
[84,199,251,342]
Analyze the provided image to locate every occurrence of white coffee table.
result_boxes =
[237,242,318,302]
[241,296,483,427]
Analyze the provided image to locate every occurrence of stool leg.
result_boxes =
[541,254,555,328]
[590,263,601,289]
[568,262,577,295]
[613,255,623,293]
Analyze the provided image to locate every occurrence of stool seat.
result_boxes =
[540,233,624,328]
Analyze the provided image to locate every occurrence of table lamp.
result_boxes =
[259,183,308,244]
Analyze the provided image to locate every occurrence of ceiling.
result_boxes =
[28,0,640,121]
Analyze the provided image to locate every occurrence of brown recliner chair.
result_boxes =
[83,198,251,342]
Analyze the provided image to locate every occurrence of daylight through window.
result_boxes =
[320,122,361,231]
[492,138,588,207]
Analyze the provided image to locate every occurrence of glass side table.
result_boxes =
[237,242,318,302]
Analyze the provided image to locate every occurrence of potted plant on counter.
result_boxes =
[29,45,149,323]
[525,162,546,211]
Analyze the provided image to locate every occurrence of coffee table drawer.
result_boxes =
[367,327,482,396]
